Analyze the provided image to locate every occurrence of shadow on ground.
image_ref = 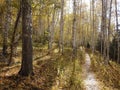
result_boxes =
[0,51,59,90]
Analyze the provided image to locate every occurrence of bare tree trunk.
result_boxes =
[115,0,120,63]
[90,0,92,50]
[92,0,95,53]
[18,0,33,76]
[76,0,81,47]
[102,0,107,62]
[107,0,112,62]
[48,6,55,50]
[47,9,51,51]
[59,0,64,54]
[39,0,42,36]
[72,0,77,55]
[3,0,11,55]
[100,25,103,56]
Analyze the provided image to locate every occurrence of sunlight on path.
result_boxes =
[83,54,99,90]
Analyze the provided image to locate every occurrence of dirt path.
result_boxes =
[83,53,99,90]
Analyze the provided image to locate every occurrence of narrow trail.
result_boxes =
[83,53,99,90]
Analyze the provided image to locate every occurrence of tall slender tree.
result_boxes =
[92,0,95,53]
[115,0,120,63]
[47,8,51,50]
[107,0,112,62]
[101,0,107,62]
[100,0,104,56]
[72,0,77,55]
[78,0,82,47]
[59,0,64,54]
[48,5,55,50]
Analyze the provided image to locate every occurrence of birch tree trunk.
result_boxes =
[115,0,120,63]
[72,0,77,55]
[101,0,104,56]
[59,0,64,54]
[48,5,55,50]
[107,0,112,62]
[92,0,95,53]
[101,0,107,62]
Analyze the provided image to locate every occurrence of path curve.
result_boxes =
[83,53,99,90]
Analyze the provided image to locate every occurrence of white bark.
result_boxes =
[59,0,64,53]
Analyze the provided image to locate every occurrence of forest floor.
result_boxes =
[0,47,120,90]
[88,49,120,90]
[0,47,85,90]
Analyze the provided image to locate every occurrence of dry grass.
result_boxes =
[0,48,85,90]
[90,51,120,90]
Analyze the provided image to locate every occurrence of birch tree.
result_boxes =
[101,0,107,62]
[107,0,112,62]
[115,0,120,63]
[48,4,55,50]
[59,0,64,54]
[72,0,77,55]
[92,0,95,53]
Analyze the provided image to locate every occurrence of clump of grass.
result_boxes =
[68,59,84,90]
[90,52,120,89]
[68,50,85,90]
[52,48,85,90]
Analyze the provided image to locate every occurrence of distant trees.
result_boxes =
[8,5,21,66]
[2,0,11,55]
[96,0,120,64]
[0,0,120,77]
[47,1,61,51]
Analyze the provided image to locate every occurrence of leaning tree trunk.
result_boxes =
[8,7,21,66]
[18,0,33,76]
[3,0,11,55]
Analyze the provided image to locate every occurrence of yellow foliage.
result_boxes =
[0,0,4,5]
